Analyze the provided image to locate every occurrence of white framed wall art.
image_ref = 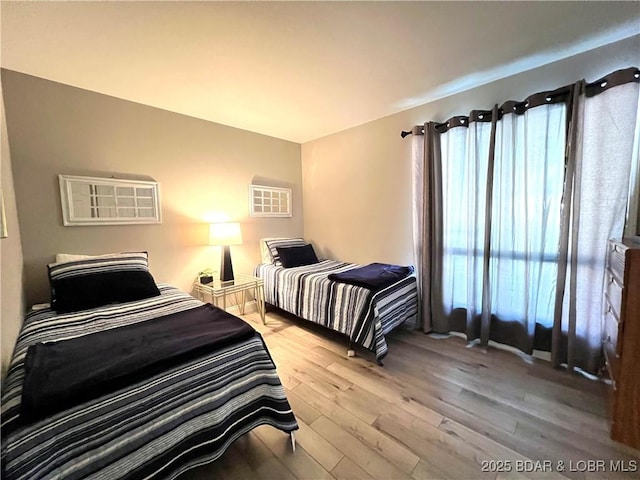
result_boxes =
[59,174,162,226]
[249,185,292,218]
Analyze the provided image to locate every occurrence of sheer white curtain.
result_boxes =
[487,104,566,351]
[562,81,640,372]
[439,122,489,336]
[412,131,428,331]
[624,93,640,236]
[437,105,565,349]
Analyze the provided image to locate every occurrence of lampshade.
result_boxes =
[209,222,243,246]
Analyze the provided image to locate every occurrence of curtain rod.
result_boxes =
[400,66,640,138]
[400,126,425,138]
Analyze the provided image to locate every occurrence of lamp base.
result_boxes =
[220,245,234,282]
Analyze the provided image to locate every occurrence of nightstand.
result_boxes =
[193,273,266,325]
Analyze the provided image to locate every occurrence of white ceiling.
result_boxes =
[2,1,639,143]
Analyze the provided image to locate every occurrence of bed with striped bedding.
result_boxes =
[254,260,418,362]
[1,284,298,480]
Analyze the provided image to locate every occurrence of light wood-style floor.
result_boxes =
[181,308,640,480]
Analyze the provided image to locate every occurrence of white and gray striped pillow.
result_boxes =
[264,238,306,266]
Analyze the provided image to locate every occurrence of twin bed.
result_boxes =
[255,238,419,364]
[1,253,297,480]
[1,243,418,479]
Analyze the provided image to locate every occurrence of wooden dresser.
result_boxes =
[603,238,640,450]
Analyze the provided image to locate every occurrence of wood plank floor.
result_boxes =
[180,308,639,480]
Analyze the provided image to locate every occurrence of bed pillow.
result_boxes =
[259,238,286,264]
[56,253,97,264]
[48,252,161,313]
[276,244,319,268]
[264,238,306,265]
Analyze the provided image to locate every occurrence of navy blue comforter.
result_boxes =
[22,304,255,420]
[328,263,414,290]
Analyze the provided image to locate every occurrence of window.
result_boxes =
[59,175,161,226]
[440,103,566,327]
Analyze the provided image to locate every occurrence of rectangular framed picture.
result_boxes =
[59,174,162,226]
[249,185,292,218]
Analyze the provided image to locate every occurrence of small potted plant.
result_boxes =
[198,268,214,284]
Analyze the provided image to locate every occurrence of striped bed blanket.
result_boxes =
[255,260,418,362]
[1,285,298,480]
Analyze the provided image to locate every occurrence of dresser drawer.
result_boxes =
[603,340,619,387]
[603,307,623,357]
[607,242,626,285]
[604,271,623,314]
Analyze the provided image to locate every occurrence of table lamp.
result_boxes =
[209,222,243,282]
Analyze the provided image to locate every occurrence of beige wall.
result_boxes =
[2,69,303,307]
[1,80,25,376]
[302,36,640,265]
